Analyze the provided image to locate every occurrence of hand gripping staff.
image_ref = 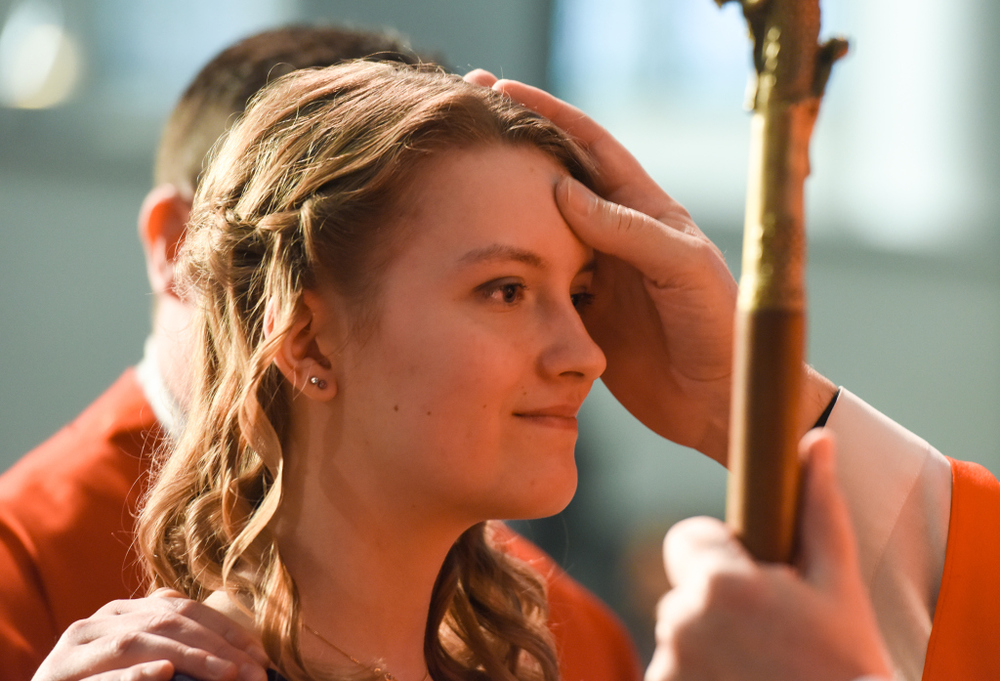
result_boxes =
[718,0,848,562]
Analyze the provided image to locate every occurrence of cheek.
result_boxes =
[371,336,519,483]
[367,250,541,389]
[381,318,524,413]
[379,332,532,476]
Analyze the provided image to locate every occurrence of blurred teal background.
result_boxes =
[1,0,998,660]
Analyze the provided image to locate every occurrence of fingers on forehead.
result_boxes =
[492,79,605,143]
[556,182,703,282]
[463,68,498,87]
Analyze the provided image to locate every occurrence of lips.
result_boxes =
[513,404,581,430]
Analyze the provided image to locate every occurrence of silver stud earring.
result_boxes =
[309,376,328,390]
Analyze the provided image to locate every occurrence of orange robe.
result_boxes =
[494,524,642,681]
[0,369,641,681]
[921,458,1000,680]
[0,370,156,677]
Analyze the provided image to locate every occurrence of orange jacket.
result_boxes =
[494,524,642,681]
[0,370,640,681]
[921,458,1000,680]
[0,370,156,676]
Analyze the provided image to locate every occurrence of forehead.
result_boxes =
[390,144,589,273]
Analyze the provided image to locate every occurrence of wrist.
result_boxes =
[798,365,837,437]
[712,367,834,468]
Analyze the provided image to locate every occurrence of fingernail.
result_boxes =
[561,177,597,216]
[239,662,269,681]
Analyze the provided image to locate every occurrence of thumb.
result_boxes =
[796,429,862,593]
[664,515,756,588]
[556,176,709,289]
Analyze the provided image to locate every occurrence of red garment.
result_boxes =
[921,458,1000,680]
[0,370,640,681]
[494,524,643,681]
[0,370,158,678]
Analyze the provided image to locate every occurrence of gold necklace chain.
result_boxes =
[303,624,429,681]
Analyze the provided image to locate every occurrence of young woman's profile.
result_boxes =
[138,60,608,681]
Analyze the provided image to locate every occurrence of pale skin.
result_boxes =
[38,75,871,681]
[238,144,606,679]
[31,589,269,681]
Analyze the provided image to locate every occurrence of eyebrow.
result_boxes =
[458,244,547,269]
[458,244,596,274]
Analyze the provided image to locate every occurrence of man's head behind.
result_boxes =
[154,24,424,197]
[140,24,427,405]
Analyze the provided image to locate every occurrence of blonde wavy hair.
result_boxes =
[137,61,597,681]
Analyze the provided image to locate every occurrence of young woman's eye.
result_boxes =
[480,280,526,305]
[499,283,524,304]
[571,291,595,311]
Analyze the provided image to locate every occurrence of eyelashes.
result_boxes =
[477,279,525,305]
[477,279,594,311]
[570,291,595,311]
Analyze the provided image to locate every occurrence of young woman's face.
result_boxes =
[323,144,606,529]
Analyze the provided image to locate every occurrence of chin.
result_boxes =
[499,468,578,521]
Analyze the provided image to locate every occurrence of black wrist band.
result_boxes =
[812,387,842,429]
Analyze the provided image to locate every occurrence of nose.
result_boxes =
[538,301,607,382]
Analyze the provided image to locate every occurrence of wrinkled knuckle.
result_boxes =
[689,233,724,265]
[62,616,92,643]
[110,630,146,656]
[605,201,636,234]
[180,643,214,668]
[146,610,183,635]
[170,597,200,619]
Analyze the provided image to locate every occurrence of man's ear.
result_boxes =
[139,184,192,297]
[270,291,337,401]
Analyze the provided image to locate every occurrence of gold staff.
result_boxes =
[718,0,847,562]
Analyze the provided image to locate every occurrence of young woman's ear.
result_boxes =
[268,293,337,401]
[138,184,191,297]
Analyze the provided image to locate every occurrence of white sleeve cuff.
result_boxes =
[827,388,952,681]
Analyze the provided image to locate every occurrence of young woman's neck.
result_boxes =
[269,404,469,681]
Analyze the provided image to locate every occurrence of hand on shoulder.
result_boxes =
[31,589,268,681]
